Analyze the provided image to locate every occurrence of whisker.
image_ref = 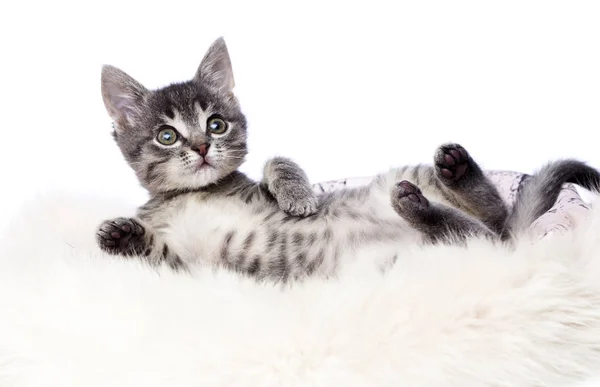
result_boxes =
[222,156,246,160]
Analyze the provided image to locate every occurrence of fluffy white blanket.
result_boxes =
[2,194,600,387]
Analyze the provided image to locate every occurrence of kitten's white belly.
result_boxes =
[157,196,263,265]
[153,178,433,270]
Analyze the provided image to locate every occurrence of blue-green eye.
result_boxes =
[157,126,178,145]
[207,116,228,134]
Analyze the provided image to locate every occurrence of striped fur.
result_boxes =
[505,160,600,237]
[96,37,600,281]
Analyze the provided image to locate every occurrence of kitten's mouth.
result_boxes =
[196,159,213,170]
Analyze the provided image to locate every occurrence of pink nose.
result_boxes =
[194,143,210,157]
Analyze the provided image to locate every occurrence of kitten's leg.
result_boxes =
[263,156,318,217]
[96,217,148,255]
[434,143,508,234]
[96,217,184,269]
[391,180,495,242]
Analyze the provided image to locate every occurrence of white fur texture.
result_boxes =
[2,195,600,387]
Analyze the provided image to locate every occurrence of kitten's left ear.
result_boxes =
[194,37,235,94]
[101,65,148,127]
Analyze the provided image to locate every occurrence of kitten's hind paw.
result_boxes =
[96,217,146,256]
[434,143,471,183]
[393,180,429,207]
[391,180,430,221]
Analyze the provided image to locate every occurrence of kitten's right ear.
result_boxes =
[194,37,235,94]
[101,65,148,127]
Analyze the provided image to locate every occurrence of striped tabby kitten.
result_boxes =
[97,37,600,280]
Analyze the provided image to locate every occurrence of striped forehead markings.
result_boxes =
[195,101,211,134]
[161,109,191,139]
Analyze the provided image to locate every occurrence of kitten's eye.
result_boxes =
[157,126,178,145]
[207,116,228,135]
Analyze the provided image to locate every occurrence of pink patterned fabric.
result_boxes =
[313,171,591,240]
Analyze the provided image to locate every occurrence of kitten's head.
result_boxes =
[101,37,247,194]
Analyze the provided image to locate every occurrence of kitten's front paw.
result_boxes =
[96,217,146,256]
[277,187,318,217]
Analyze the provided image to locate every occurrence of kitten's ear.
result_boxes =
[101,65,148,127]
[194,37,235,94]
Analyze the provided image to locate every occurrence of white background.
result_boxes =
[1,0,599,230]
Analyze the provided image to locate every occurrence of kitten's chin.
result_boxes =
[148,167,221,192]
[188,166,222,188]
[148,160,240,192]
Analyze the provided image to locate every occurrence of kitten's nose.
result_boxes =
[193,143,210,157]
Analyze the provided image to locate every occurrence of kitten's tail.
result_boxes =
[503,159,600,238]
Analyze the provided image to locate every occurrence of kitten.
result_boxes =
[96,37,600,280]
